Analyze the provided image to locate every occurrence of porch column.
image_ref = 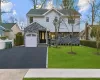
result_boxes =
[46,28,48,44]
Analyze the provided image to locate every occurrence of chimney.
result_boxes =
[85,22,88,40]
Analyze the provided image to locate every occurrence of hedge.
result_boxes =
[0,36,7,40]
[80,40,100,48]
[15,32,24,46]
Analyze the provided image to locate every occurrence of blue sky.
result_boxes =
[10,0,32,18]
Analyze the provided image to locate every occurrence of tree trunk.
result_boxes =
[92,2,95,25]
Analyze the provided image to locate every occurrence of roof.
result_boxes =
[24,22,46,33]
[27,9,81,16]
[27,9,48,15]
[0,23,16,30]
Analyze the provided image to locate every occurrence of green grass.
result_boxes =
[23,78,100,80]
[48,46,100,68]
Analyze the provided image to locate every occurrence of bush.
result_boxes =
[15,32,24,46]
[0,36,7,40]
[80,40,100,48]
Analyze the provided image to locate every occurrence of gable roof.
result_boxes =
[24,22,46,33]
[1,23,16,30]
[27,9,81,16]
[27,9,48,16]
[43,8,64,16]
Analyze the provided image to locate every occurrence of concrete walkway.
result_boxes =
[0,69,28,80]
[24,69,100,78]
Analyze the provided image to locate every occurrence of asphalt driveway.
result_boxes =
[0,46,47,69]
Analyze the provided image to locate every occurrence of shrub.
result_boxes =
[0,36,7,40]
[80,40,100,48]
[15,32,24,46]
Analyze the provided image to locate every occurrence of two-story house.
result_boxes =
[24,8,81,47]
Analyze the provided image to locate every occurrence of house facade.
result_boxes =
[1,23,21,40]
[80,23,98,41]
[25,8,81,47]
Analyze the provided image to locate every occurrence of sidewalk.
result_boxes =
[0,69,28,80]
[24,69,100,78]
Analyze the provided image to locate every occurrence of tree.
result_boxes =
[62,0,75,9]
[8,16,17,23]
[87,0,100,25]
[53,17,59,48]
[90,26,100,54]
[30,0,37,9]
[30,0,47,9]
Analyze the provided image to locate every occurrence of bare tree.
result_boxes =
[9,16,17,23]
[30,0,47,9]
[61,0,75,9]
[87,0,100,25]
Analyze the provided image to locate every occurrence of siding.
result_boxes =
[27,10,80,32]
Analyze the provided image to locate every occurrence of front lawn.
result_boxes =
[48,46,100,68]
[23,78,100,80]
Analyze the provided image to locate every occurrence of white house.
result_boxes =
[24,8,81,47]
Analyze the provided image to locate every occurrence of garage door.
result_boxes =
[25,33,37,47]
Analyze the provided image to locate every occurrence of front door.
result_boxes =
[39,31,46,43]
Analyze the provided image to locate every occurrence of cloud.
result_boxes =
[1,2,14,12]
[78,0,95,13]
[78,0,90,12]
[1,1,17,16]
[12,10,17,15]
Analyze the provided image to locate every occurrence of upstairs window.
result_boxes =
[55,17,58,22]
[68,18,75,24]
[46,17,49,22]
[30,17,33,23]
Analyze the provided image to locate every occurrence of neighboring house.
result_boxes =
[25,8,81,47]
[1,23,21,40]
[80,23,99,41]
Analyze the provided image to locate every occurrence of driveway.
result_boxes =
[0,46,47,69]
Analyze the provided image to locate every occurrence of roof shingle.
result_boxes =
[27,9,81,16]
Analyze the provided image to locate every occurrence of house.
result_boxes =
[1,23,21,40]
[80,23,100,41]
[24,8,81,47]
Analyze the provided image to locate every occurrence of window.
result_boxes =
[26,34,31,36]
[30,17,33,23]
[55,17,58,22]
[68,18,75,24]
[46,17,49,22]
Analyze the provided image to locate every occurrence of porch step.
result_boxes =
[38,43,47,47]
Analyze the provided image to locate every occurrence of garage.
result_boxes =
[24,22,49,47]
[25,33,37,47]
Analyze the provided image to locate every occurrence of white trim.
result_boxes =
[43,8,64,16]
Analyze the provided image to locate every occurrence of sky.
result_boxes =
[1,0,98,30]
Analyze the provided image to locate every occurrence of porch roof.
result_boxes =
[24,22,47,33]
